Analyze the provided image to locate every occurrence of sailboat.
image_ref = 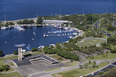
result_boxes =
[33,32,36,35]
[43,33,46,37]
[27,44,31,50]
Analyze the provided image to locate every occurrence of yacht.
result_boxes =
[1,27,7,30]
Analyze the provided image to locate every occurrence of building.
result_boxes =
[42,20,72,27]
[12,54,59,67]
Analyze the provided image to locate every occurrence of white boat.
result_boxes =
[73,32,78,35]
[5,41,7,43]
[69,36,73,38]
[68,33,70,35]
[69,28,74,32]
[48,31,51,33]
[14,26,25,31]
[57,34,61,37]
[49,44,55,47]
[51,35,54,36]
[32,38,34,40]
[1,27,7,30]
[38,46,44,49]
[43,33,46,37]
[33,32,36,35]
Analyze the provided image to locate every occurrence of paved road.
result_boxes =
[28,58,116,77]
[94,21,116,36]
[1,70,16,74]
[28,61,87,77]
[84,60,116,77]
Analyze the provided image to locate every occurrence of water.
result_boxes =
[0,0,116,20]
[0,27,74,55]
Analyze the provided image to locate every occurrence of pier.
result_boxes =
[14,26,25,31]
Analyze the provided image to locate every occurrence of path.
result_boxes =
[28,58,116,77]
[1,70,16,74]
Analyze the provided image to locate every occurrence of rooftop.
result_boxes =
[12,54,59,67]
[14,44,26,47]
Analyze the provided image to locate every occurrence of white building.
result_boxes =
[42,20,72,27]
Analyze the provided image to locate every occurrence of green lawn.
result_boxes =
[64,61,78,68]
[86,53,116,60]
[46,67,61,72]
[49,54,65,61]
[53,62,109,77]
[31,51,44,55]
[77,38,106,47]
[0,56,18,61]
[0,61,5,67]
[47,61,78,72]
[0,72,23,77]
[0,60,14,72]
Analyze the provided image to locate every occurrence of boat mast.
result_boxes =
[4,15,6,24]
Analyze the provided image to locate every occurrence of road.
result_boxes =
[94,21,116,36]
[28,58,116,77]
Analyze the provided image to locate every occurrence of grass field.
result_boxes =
[77,38,106,47]
[86,53,116,60]
[31,51,44,55]
[0,56,23,77]
[0,72,23,77]
[53,62,109,77]
[0,60,14,72]
[0,61,5,66]
[0,56,18,61]
[49,54,66,61]
[64,61,78,67]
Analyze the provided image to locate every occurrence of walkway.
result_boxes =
[28,58,116,77]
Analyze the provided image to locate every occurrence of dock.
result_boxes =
[14,26,25,31]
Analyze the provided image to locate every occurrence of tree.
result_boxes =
[31,48,38,52]
[105,67,116,77]
[94,61,96,64]
[89,61,91,64]
[107,25,116,31]
[0,68,3,72]
[43,46,49,54]
[0,50,4,57]
[55,43,61,49]
[79,65,83,69]
[2,65,9,71]
[14,50,18,55]
[37,16,42,24]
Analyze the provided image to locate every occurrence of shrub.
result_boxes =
[31,48,38,52]
[14,50,18,55]
[2,65,10,71]
[0,50,4,57]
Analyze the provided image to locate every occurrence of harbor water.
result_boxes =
[0,26,76,54]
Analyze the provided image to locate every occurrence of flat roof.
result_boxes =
[14,44,26,47]
[12,59,31,66]
[12,54,59,66]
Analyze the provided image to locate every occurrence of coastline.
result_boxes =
[0,15,84,56]
[2,26,83,56]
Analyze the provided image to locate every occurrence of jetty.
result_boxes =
[14,26,25,31]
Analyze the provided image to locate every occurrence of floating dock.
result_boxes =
[14,26,25,31]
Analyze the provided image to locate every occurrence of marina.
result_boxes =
[43,29,78,37]
[0,26,79,55]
